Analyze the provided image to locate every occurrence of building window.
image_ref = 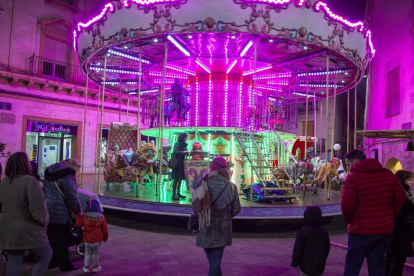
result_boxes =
[386,67,400,118]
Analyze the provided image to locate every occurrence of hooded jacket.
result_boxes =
[43,163,82,225]
[76,213,108,243]
[341,159,406,235]
[291,206,330,276]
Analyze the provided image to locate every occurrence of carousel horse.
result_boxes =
[316,157,341,182]
[153,145,172,175]
[133,143,157,180]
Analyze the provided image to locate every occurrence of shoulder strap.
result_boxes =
[54,181,74,215]
[210,182,229,207]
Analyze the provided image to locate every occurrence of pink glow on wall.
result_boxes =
[77,3,115,32]
[225,75,229,127]
[208,75,212,126]
[314,1,364,32]
[195,77,199,126]
[124,0,180,8]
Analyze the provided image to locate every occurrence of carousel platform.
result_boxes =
[86,181,341,220]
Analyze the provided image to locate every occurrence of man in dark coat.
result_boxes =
[341,150,406,276]
[171,133,189,200]
[43,159,82,272]
[291,206,330,276]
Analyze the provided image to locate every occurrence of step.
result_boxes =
[255,166,275,168]
[264,195,296,199]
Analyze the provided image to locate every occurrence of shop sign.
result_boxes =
[0,102,11,110]
[27,120,77,135]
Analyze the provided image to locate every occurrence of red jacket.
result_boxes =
[341,159,406,235]
[76,213,108,243]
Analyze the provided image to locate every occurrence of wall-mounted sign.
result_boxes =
[0,102,11,110]
[27,120,78,135]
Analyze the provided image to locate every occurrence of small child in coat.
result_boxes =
[291,206,330,276]
[76,199,108,273]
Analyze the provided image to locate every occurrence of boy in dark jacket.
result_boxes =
[76,199,108,273]
[291,206,330,276]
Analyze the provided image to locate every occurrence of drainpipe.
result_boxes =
[7,0,16,69]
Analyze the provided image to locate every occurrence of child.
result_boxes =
[76,199,108,273]
[291,206,330,276]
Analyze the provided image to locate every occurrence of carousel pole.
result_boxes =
[81,73,89,189]
[328,67,338,200]
[119,76,122,122]
[97,55,108,195]
[250,41,258,207]
[319,99,323,155]
[354,83,357,150]
[313,90,317,156]
[303,67,309,197]
[136,47,143,197]
[324,56,330,200]
[347,89,350,153]
[126,95,130,124]
[94,87,101,185]
[156,41,168,199]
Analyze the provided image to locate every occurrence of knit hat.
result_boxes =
[86,198,101,213]
[210,156,228,172]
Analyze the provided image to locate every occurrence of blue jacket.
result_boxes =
[43,163,81,225]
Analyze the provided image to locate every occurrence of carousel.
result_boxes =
[74,0,373,219]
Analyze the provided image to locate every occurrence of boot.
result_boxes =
[177,180,186,199]
[172,179,180,200]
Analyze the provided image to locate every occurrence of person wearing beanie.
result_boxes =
[76,198,108,273]
[291,206,330,276]
[171,132,190,200]
[191,156,241,276]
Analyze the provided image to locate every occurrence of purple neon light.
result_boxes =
[208,75,212,126]
[167,35,191,57]
[226,60,238,74]
[238,78,243,128]
[243,65,272,76]
[243,0,305,6]
[257,86,283,92]
[196,60,211,74]
[314,1,364,32]
[267,80,289,85]
[195,77,199,126]
[123,0,179,7]
[77,3,115,32]
[149,71,187,79]
[253,73,291,80]
[153,79,175,84]
[365,30,376,56]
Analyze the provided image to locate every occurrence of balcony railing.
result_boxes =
[28,55,89,87]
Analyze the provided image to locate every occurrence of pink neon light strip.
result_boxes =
[208,75,212,126]
[224,75,228,127]
[243,0,305,6]
[195,77,199,126]
[243,65,272,76]
[77,3,115,32]
[314,1,364,32]
[365,30,376,56]
[238,79,243,128]
[123,0,179,7]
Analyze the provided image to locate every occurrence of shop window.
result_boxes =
[386,67,400,117]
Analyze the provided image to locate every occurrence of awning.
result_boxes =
[356,130,414,139]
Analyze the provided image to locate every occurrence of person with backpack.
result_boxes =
[191,156,241,276]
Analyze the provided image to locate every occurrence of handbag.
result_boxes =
[188,182,229,231]
[54,181,77,224]
[168,154,179,169]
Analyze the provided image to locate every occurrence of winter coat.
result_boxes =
[291,206,330,276]
[171,141,187,180]
[196,170,241,248]
[391,182,414,256]
[43,163,82,225]
[76,213,108,244]
[341,159,406,236]
[0,175,49,250]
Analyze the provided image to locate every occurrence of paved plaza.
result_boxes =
[1,212,414,276]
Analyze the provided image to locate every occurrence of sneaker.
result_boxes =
[92,266,102,273]
[83,267,89,273]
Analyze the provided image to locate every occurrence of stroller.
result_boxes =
[69,221,85,256]
[243,182,293,203]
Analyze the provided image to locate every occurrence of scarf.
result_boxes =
[191,169,231,230]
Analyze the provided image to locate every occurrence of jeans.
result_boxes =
[84,242,102,268]
[204,247,225,276]
[6,244,52,276]
[386,247,407,276]
[47,223,73,271]
[344,232,392,276]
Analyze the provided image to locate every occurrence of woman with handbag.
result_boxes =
[386,170,414,276]
[170,132,190,200]
[43,159,82,272]
[191,156,241,276]
[0,152,52,276]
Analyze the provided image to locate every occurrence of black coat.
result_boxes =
[42,163,81,225]
[292,207,330,276]
[171,141,187,180]
[392,182,414,256]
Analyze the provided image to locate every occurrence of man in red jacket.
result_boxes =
[341,150,406,276]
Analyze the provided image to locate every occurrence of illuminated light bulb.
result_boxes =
[153,38,158,43]
[304,46,308,50]
[231,35,236,39]
[188,35,192,39]
[269,39,274,43]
